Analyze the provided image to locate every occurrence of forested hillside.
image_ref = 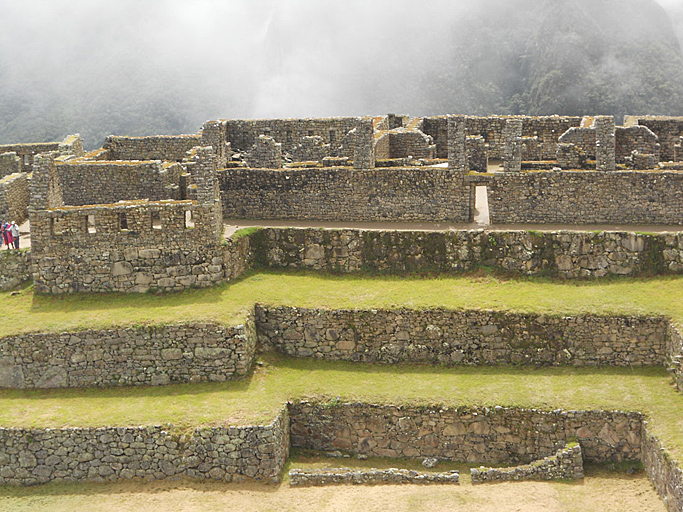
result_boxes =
[0,0,682,149]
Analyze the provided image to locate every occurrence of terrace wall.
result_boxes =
[0,250,31,290]
[627,116,683,162]
[255,306,668,367]
[250,228,683,278]
[487,171,683,225]
[288,402,642,464]
[0,409,289,486]
[0,321,256,389]
[218,167,470,222]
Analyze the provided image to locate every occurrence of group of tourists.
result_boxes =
[1,221,20,250]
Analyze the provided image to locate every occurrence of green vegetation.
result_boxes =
[3,270,683,337]
[2,355,683,458]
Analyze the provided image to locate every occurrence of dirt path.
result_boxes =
[0,470,665,512]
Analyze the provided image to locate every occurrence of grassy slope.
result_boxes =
[1,270,683,458]
[2,270,683,337]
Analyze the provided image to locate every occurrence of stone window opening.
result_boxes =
[151,211,162,230]
[51,217,64,235]
[329,130,336,143]
[119,212,129,231]
[87,214,96,234]
[22,155,29,167]
[286,130,292,143]
[185,209,195,229]
[308,130,314,137]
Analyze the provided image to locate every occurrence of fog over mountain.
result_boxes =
[0,0,682,148]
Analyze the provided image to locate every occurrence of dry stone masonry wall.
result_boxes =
[0,409,289,486]
[56,159,183,206]
[0,250,31,290]
[289,402,642,464]
[0,172,29,224]
[470,443,583,484]
[255,306,668,367]
[103,135,202,162]
[289,467,460,486]
[0,321,256,389]
[487,171,683,225]
[251,228,683,278]
[219,168,470,223]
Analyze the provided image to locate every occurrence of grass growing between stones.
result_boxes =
[1,354,683,460]
[1,270,683,337]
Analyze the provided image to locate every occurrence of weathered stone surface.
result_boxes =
[0,321,256,388]
[0,409,289,486]
[471,443,584,484]
[289,467,459,486]
[257,306,668,367]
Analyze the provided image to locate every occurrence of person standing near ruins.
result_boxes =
[2,221,12,250]
[10,221,19,249]
[0,222,7,249]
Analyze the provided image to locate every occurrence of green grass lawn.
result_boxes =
[2,270,683,460]
[1,354,683,461]
[2,270,683,337]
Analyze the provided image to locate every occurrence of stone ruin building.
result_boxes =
[3,114,683,510]
[0,112,682,295]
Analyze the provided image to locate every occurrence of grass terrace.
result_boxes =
[2,270,683,337]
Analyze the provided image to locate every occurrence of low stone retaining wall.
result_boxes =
[667,324,683,394]
[0,409,289,486]
[289,467,460,486]
[288,402,642,464]
[0,321,256,388]
[642,422,683,512]
[0,249,31,290]
[250,228,683,278]
[470,443,584,484]
[256,306,668,367]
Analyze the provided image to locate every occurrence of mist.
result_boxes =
[1,0,682,148]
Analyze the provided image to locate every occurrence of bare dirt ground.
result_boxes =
[0,470,665,512]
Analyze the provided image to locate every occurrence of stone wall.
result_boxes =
[470,444,583,484]
[0,250,31,290]
[244,135,282,168]
[667,324,683,394]
[0,142,60,172]
[103,135,202,162]
[422,116,582,160]
[57,159,182,206]
[30,201,224,293]
[385,129,435,159]
[218,168,471,222]
[250,228,683,278]
[289,467,460,486]
[290,136,330,162]
[255,306,668,367]
[0,321,256,389]
[288,402,642,464]
[557,125,657,164]
[223,117,358,154]
[0,172,29,224]
[642,422,683,512]
[0,409,289,486]
[0,153,21,179]
[487,170,683,225]
[626,116,683,162]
